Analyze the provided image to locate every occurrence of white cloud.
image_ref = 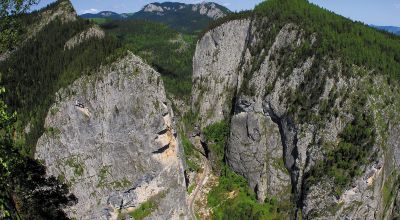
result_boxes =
[81,8,99,14]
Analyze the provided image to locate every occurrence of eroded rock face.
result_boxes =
[192,17,400,219]
[192,19,251,128]
[191,2,226,19]
[35,52,188,219]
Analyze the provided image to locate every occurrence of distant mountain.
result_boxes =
[80,2,231,33]
[371,25,400,35]
[81,11,123,19]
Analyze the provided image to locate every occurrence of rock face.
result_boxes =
[191,2,226,19]
[35,52,188,219]
[64,25,105,50]
[192,19,251,128]
[143,4,165,13]
[141,2,227,19]
[192,17,400,219]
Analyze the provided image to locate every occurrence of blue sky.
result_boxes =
[32,0,400,26]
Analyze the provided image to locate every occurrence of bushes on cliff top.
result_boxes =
[205,0,400,82]
[101,20,196,99]
[253,0,400,81]
[0,16,120,155]
[306,95,376,195]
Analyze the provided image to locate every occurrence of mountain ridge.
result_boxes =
[81,1,231,33]
[372,25,400,35]
[2,0,400,219]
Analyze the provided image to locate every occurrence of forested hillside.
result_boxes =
[2,0,400,219]
[187,0,400,218]
[100,20,196,99]
[0,0,120,155]
[81,2,230,34]
[0,0,80,218]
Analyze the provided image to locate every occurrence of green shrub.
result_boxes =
[208,166,288,220]
[203,120,230,168]
[101,20,196,99]
[306,102,375,194]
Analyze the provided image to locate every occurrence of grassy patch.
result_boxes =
[97,165,111,187]
[45,126,61,137]
[128,191,166,220]
[87,18,110,24]
[65,156,84,176]
[129,200,156,220]
[188,184,196,194]
[203,121,291,219]
[111,178,132,189]
[208,166,289,220]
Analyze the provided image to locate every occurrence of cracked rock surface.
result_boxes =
[35,52,188,219]
[192,18,400,219]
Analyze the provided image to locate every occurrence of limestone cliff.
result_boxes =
[192,17,400,219]
[35,52,188,219]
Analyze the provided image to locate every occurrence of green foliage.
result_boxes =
[129,200,156,220]
[306,96,376,194]
[208,166,288,220]
[0,2,77,218]
[0,87,76,219]
[203,120,230,168]
[129,2,230,34]
[128,191,166,220]
[181,132,195,156]
[65,156,84,177]
[0,13,120,155]
[87,17,110,24]
[101,20,195,99]
[253,0,400,81]
[0,0,39,53]
[181,133,201,172]
[97,165,111,188]
[182,110,198,134]
[200,10,252,38]
[187,184,195,194]
[203,121,289,219]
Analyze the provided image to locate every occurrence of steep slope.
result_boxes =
[81,2,230,33]
[1,1,191,219]
[35,52,188,219]
[100,19,195,100]
[191,0,400,219]
[0,0,119,155]
[0,0,77,61]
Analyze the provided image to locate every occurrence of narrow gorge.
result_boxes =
[2,0,400,219]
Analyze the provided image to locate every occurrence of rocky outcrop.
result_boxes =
[192,19,251,128]
[192,16,400,219]
[35,52,188,219]
[143,3,165,13]
[64,25,105,50]
[140,2,227,20]
[27,0,76,43]
[191,2,226,19]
